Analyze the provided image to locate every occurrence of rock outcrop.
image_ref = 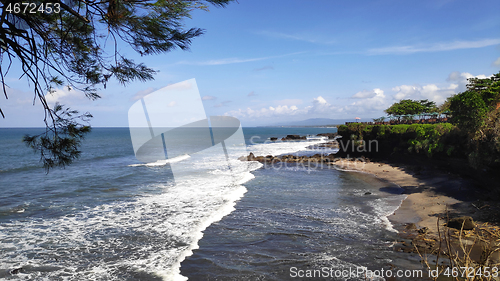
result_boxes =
[317,133,338,139]
[10,267,24,275]
[241,152,343,163]
[281,135,307,141]
[446,216,475,230]
[308,141,339,149]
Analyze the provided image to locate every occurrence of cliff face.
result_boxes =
[336,123,500,192]
[336,123,463,159]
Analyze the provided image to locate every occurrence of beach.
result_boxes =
[246,139,500,280]
[329,156,500,274]
[331,159,468,234]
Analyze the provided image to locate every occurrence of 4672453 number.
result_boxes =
[442,267,499,278]
[5,2,61,14]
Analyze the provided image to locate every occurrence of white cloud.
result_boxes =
[4,87,36,106]
[391,84,454,104]
[132,87,156,101]
[313,96,328,105]
[345,89,389,114]
[202,95,217,101]
[15,98,33,105]
[224,71,492,123]
[190,57,267,66]
[446,71,489,92]
[131,82,193,102]
[305,96,334,114]
[214,101,232,108]
[226,104,302,119]
[258,31,336,45]
[0,88,45,126]
[177,52,305,66]
[45,87,87,105]
[494,57,500,66]
[225,96,335,119]
[389,72,490,105]
[164,80,193,90]
[368,38,500,55]
[351,89,381,99]
[344,72,491,116]
[254,65,274,71]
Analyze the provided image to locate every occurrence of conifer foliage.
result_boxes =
[0,0,233,171]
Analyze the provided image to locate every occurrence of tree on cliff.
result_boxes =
[448,72,500,168]
[449,72,500,133]
[0,0,234,171]
[384,99,437,120]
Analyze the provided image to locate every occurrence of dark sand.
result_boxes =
[330,158,500,281]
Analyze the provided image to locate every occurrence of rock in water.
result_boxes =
[317,133,338,139]
[282,135,307,141]
[247,152,255,161]
[447,216,475,230]
[10,267,24,275]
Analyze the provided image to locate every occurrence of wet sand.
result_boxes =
[330,158,500,273]
[330,158,479,235]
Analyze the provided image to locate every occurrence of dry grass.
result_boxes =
[417,215,500,280]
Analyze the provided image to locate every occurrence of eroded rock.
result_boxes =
[447,216,475,230]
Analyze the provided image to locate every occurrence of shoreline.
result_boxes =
[330,159,464,235]
[329,157,500,269]
[242,142,500,277]
[244,152,499,250]
[241,151,482,236]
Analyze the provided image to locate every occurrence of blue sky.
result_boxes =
[1,0,500,127]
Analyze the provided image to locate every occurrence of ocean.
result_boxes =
[0,127,419,280]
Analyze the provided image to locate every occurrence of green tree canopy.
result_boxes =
[449,72,500,138]
[438,95,453,113]
[448,72,500,168]
[384,99,437,117]
[0,0,233,171]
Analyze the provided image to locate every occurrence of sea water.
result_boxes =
[0,127,415,280]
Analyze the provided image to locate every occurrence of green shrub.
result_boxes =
[337,123,462,158]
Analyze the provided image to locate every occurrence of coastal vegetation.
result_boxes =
[447,72,500,170]
[385,99,439,122]
[337,123,461,158]
[338,71,500,171]
[336,73,500,279]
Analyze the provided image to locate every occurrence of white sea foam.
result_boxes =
[329,166,407,234]
[0,134,334,280]
[131,138,324,280]
[313,254,385,281]
[168,184,248,281]
[306,136,328,141]
[128,154,191,167]
[0,142,268,281]
[369,195,408,233]
[247,138,327,157]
